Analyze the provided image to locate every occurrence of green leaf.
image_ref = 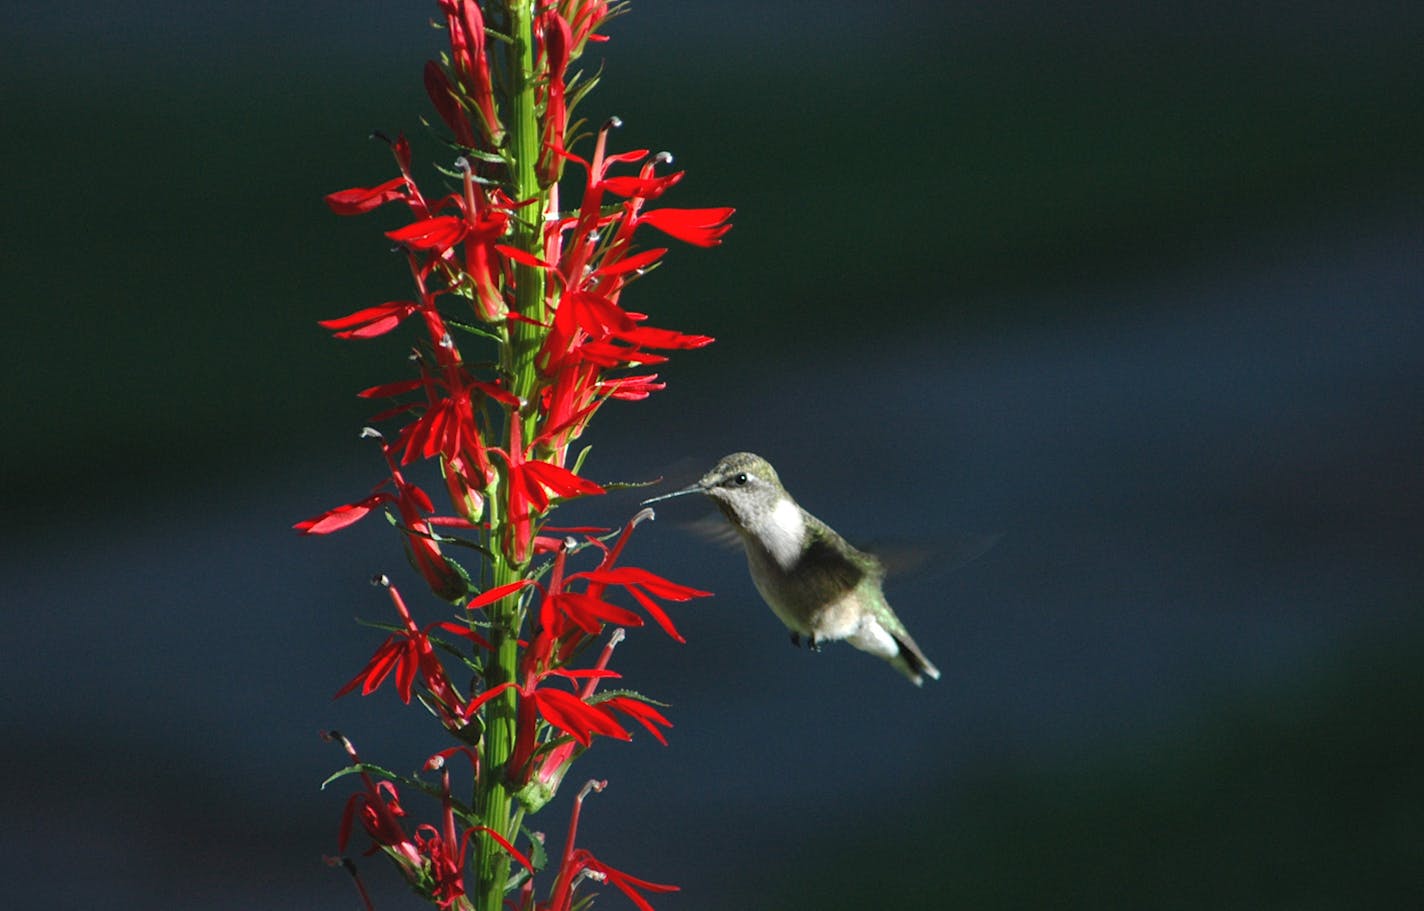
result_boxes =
[319,761,406,792]
[586,688,670,708]
[598,478,664,492]
[570,444,592,477]
[319,765,366,791]
[444,317,506,343]
[522,822,549,872]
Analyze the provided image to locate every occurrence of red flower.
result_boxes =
[544,780,679,911]
[327,733,422,869]
[537,11,573,184]
[333,579,476,726]
[568,850,679,911]
[490,414,605,562]
[423,60,475,148]
[568,565,711,643]
[437,0,500,141]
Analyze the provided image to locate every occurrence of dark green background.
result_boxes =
[4,2,1422,909]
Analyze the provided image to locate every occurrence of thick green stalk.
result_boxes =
[475,2,546,909]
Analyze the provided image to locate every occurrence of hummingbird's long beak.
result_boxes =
[641,482,704,505]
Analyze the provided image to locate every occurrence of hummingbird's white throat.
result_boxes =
[752,496,806,570]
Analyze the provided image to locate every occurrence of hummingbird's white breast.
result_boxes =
[749,495,806,571]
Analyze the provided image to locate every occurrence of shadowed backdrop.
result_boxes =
[3,1,1422,908]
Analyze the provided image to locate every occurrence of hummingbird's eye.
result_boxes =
[733,473,748,486]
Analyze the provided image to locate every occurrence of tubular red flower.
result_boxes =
[334,581,467,724]
[423,60,476,148]
[537,11,573,185]
[438,0,499,140]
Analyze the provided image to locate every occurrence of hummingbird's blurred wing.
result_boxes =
[683,512,743,549]
[862,531,1001,580]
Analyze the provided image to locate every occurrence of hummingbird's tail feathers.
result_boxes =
[891,633,941,686]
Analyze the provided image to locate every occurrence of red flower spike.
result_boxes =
[315,4,734,903]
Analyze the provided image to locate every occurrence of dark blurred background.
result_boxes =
[4,1,1422,908]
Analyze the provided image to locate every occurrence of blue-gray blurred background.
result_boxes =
[4,1,1422,908]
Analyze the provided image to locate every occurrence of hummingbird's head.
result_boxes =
[642,451,785,530]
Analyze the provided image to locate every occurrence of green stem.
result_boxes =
[474,3,546,910]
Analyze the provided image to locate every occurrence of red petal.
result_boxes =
[435,621,492,652]
[386,215,468,251]
[617,325,714,350]
[522,460,606,500]
[594,247,667,277]
[600,171,684,200]
[465,579,534,611]
[294,494,390,534]
[637,207,734,247]
[318,301,418,339]
[357,378,425,399]
[325,177,408,215]
[461,682,517,719]
[494,243,552,269]
[581,566,712,600]
[552,592,644,633]
[606,696,672,745]
[535,688,629,745]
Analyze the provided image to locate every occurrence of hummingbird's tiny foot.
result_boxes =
[808,634,821,653]
[789,632,801,649]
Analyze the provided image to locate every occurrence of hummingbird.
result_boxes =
[643,452,941,685]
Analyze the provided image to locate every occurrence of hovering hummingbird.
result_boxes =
[643,452,941,685]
